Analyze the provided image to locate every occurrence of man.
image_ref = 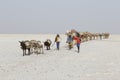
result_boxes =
[73,36,81,53]
[55,34,61,50]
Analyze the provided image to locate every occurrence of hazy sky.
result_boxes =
[0,0,120,34]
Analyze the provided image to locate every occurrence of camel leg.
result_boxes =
[25,50,27,55]
[47,46,48,50]
[48,46,50,50]
[28,48,31,55]
[42,47,44,54]
[23,50,25,56]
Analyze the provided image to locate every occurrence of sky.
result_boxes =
[0,0,120,34]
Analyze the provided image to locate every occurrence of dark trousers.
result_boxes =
[56,42,60,50]
[77,43,80,53]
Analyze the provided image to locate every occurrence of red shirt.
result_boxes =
[73,36,81,44]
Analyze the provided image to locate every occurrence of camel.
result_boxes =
[44,39,52,50]
[19,40,31,56]
[30,40,44,54]
[19,40,44,56]
[36,41,44,54]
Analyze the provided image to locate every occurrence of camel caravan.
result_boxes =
[19,40,44,56]
[19,39,52,56]
[19,29,110,56]
[65,29,110,50]
[79,32,110,42]
[66,29,110,43]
